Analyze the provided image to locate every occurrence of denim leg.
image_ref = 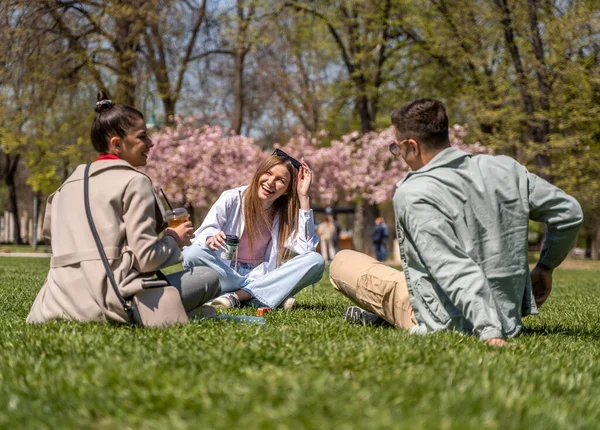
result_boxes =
[374,245,387,262]
[242,252,325,308]
[181,243,248,292]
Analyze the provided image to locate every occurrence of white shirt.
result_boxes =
[190,186,319,279]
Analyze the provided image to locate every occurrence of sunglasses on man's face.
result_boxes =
[273,148,302,170]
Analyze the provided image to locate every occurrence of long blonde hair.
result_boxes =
[243,154,299,265]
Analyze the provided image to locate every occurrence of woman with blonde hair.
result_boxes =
[182,149,325,309]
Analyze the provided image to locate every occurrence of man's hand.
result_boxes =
[531,265,553,308]
[486,337,508,347]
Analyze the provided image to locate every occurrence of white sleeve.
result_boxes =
[286,209,320,254]
[192,192,231,247]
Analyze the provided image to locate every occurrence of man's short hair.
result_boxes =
[390,99,449,149]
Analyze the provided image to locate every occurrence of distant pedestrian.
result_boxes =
[371,217,389,262]
[317,215,337,263]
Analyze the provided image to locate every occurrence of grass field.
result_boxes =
[1,257,600,429]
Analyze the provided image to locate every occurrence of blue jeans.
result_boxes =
[373,243,387,262]
[182,246,325,308]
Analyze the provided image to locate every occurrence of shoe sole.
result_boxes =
[343,306,385,325]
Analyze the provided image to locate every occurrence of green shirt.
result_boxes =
[393,147,583,340]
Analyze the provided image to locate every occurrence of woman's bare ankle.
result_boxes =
[234,290,252,302]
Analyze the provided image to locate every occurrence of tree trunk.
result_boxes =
[357,93,374,135]
[526,0,552,181]
[352,200,379,254]
[161,96,175,123]
[114,10,139,107]
[495,0,553,180]
[231,49,246,135]
[363,203,379,255]
[352,200,365,252]
[592,225,600,261]
[32,191,41,250]
[585,233,592,259]
[4,154,23,245]
[115,51,137,107]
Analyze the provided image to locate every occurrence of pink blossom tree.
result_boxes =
[146,117,490,251]
[144,116,265,210]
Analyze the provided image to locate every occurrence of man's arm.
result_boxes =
[528,172,583,269]
[527,172,583,306]
[402,202,505,342]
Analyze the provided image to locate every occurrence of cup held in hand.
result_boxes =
[221,234,240,260]
[166,207,189,228]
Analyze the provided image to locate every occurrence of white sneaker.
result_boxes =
[281,297,296,311]
[209,293,241,309]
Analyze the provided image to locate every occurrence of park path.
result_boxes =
[0,252,50,258]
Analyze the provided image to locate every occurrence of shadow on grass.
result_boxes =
[522,324,600,339]
[295,303,332,311]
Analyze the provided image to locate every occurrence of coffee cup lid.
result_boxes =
[225,234,239,243]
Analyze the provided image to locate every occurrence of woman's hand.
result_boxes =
[297,158,312,210]
[166,221,194,248]
[205,231,226,251]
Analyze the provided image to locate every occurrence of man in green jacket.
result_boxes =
[330,99,583,346]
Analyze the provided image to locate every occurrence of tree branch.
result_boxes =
[283,1,355,74]
[188,49,234,62]
[174,0,208,102]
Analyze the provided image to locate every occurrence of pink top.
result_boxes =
[237,220,272,265]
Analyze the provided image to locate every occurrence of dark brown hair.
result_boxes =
[90,90,144,153]
[243,154,300,265]
[390,99,449,149]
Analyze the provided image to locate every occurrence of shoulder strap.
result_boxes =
[83,163,134,321]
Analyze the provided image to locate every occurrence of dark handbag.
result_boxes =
[83,163,188,326]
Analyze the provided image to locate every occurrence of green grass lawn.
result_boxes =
[1,258,599,429]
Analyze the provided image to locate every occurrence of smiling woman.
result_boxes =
[182,150,325,311]
[26,90,220,326]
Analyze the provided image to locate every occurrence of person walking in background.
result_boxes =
[182,149,325,310]
[371,217,389,262]
[28,91,220,325]
[330,98,583,347]
[317,214,338,263]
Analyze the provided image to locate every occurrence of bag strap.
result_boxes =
[83,163,134,322]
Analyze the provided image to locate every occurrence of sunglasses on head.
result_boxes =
[273,148,301,170]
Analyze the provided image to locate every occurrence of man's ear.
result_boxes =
[108,136,121,154]
[408,138,421,157]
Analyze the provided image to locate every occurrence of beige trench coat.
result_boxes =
[27,160,181,324]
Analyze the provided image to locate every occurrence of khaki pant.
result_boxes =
[329,250,416,329]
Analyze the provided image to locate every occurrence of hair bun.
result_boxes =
[95,99,114,113]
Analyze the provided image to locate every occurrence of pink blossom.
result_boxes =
[145,118,492,209]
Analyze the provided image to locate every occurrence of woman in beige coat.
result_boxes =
[27,91,220,324]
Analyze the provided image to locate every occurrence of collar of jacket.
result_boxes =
[396,147,471,189]
[60,160,152,189]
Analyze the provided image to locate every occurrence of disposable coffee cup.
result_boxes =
[166,207,189,228]
[221,234,240,260]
